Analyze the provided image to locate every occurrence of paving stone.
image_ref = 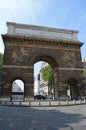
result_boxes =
[58,127,71,130]
[71,125,86,130]
[0,104,86,130]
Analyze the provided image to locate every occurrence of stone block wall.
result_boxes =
[1,34,84,100]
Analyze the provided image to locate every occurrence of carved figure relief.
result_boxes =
[12,47,29,64]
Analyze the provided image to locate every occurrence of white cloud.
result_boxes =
[0,0,86,57]
[0,25,7,33]
[68,15,86,29]
[0,47,4,54]
[0,0,53,53]
[0,0,52,24]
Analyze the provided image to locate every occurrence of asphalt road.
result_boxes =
[0,104,86,130]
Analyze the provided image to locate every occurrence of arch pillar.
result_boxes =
[53,67,59,100]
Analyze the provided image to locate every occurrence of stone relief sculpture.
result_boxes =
[12,47,29,64]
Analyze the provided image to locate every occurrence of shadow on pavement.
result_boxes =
[0,105,86,130]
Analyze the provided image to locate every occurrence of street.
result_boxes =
[0,104,86,130]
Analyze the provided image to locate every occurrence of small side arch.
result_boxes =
[11,77,25,101]
[67,78,79,99]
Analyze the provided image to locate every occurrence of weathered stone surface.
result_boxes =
[1,22,84,100]
[7,22,78,41]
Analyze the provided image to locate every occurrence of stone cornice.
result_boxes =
[2,34,83,48]
[58,67,83,71]
[3,65,33,69]
[3,65,83,71]
[7,22,78,33]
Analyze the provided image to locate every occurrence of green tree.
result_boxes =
[41,66,53,85]
[84,68,86,80]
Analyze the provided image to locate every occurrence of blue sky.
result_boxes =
[0,0,86,75]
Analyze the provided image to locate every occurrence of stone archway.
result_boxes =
[34,55,59,100]
[1,22,84,100]
[11,79,24,101]
[67,78,79,100]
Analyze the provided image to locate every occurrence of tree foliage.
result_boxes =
[84,68,86,78]
[41,66,53,84]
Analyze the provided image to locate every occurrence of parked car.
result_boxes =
[34,94,47,100]
[46,95,53,100]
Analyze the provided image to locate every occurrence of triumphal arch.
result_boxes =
[1,22,84,100]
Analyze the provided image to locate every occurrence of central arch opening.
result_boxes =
[34,55,58,100]
[34,61,54,100]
